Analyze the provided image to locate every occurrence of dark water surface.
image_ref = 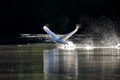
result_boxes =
[0,44,120,80]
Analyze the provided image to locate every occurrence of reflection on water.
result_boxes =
[0,44,120,80]
[44,48,120,80]
[78,49,120,80]
[44,49,78,80]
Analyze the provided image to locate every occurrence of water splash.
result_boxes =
[56,41,76,50]
[77,16,120,48]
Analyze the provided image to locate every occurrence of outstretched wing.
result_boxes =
[43,25,59,40]
[60,25,79,41]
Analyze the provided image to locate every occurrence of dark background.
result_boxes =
[0,0,119,35]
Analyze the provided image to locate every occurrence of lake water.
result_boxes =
[0,43,120,80]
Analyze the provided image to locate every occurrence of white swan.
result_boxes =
[43,24,79,44]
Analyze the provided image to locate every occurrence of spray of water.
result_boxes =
[75,16,120,49]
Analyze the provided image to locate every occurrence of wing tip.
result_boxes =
[76,24,80,29]
[43,26,47,30]
[43,24,49,30]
